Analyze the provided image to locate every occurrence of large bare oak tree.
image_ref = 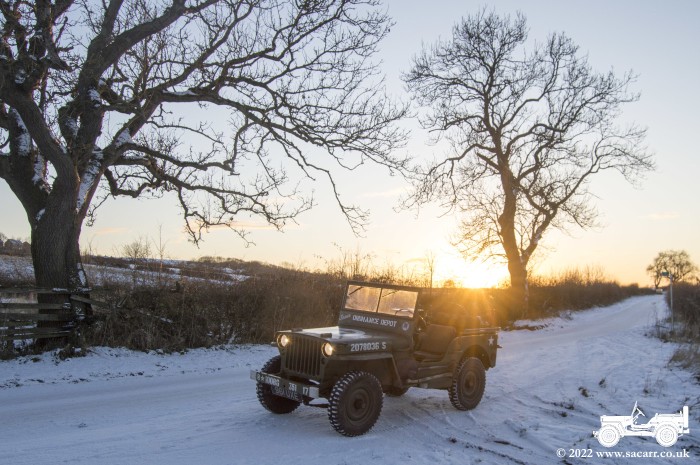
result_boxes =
[403,11,653,314]
[0,0,406,290]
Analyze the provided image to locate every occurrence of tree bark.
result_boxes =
[506,259,528,319]
[32,211,87,291]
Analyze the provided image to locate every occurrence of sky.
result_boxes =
[1,0,699,287]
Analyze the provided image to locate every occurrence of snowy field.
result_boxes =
[0,254,247,287]
[1,294,698,464]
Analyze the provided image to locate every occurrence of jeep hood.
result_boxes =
[282,326,410,350]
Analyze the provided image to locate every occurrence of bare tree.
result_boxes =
[647,250,697,287]
[647,254,666,289]
[423,250,436,289]
[402,10,653,313]
[121,235,151,289]
[0,0,406,290]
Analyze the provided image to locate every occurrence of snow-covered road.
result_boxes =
[1,295,698,464]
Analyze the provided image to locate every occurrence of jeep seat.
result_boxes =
[414,324,457,362]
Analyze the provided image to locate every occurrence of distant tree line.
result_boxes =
[0,231,30,256]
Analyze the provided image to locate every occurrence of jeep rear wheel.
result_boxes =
[328,371,383,436]
[597,425,620,448]
[655,424,678,447]
[449,357,485,411]
[256,355,300,414]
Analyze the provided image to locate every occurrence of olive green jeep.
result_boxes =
[251,281,499,436]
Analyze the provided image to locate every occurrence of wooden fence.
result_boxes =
[0,288,105,348]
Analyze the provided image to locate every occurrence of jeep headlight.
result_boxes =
[278,334,290,349]
[321,342,334,357]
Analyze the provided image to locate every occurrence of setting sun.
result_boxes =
[433,253,509,289]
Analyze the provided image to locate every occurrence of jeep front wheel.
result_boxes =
[328,371,383,436]
[655,424,678,447]
[255,355,300,414]
[449,357,485,411]
[597,425,621,447]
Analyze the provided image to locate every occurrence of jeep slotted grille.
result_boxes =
[284,336,323,378]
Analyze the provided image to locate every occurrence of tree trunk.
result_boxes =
[30,186,90,346]
[31,184,88,291]
[498,175,530,319]
[507,260,529,319]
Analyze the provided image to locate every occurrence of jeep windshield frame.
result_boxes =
[343,281,420,319]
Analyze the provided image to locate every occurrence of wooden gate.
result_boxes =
[0,288,96,349]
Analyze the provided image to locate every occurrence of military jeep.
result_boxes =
[251,281,499,436]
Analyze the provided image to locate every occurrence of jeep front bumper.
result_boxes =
[251,370,320,401]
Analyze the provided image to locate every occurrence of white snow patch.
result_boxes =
[88,88,101,102]
[35,209,45,222]
[166,90,197,97]
[0,255,34,280]
[114,129,132,147]
[32,154,50,192]
[63,116,78,139]
[78,268,88,287]
[9,108,31,156]
[76,149,104,211]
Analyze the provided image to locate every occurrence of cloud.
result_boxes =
[206,221,299,232]
[404,257,427,265]
[642,212,680,221]
[94,227,129,236]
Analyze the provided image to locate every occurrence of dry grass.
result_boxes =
[664,283,700,376]
[668,283,700,337]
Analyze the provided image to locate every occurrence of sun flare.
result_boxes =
[433,254,508,289]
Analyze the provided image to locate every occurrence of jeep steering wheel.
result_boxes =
[394,308,414,317]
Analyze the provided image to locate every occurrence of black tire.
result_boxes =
[255,355,300,414]
[449,357,486,411]
[384,386,410,397]
[328,371,383,436]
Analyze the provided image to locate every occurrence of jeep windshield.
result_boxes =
[344,284,419,318]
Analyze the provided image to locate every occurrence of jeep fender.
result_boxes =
[324,354,401,392]
[458,344,492,370]
[598,422,625,437]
